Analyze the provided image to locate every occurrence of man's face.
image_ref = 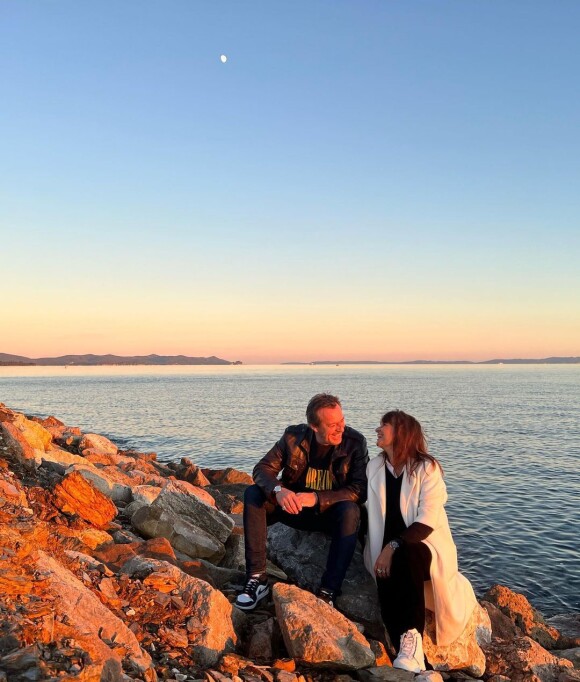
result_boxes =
[311,404,345,446]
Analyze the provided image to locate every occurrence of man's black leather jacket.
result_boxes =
[252,424,368,513]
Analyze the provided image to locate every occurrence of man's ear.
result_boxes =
[309,422,318,433]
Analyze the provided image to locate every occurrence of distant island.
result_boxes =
[0,353,241,366]
[283,356,580,365]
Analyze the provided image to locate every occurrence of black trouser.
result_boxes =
[243,484,360,594]
[376,541,432,650]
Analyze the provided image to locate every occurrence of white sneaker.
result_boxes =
[393,628,425,673]
[234,575,269,611]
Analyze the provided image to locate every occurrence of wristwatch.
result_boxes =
[273,485,283,494]
[387,540,400,551]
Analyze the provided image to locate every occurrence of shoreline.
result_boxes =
[1,401,578,681]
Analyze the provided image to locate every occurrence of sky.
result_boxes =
[1,1,579,363]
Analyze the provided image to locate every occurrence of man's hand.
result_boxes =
[374,544,395,579]
[275,488,302,514]
[275,489,318,513]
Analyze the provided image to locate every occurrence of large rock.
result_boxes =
[53,470,118,529]
[11,412,52,450]
[483,585,561,649]
[145,481,233,541]
[272,583,375,670]
[65,463,133,502]
[482,599,524,640]
[547,614,580,648]
[79,433,118,456]
[131,504,228,562]
[35,551,154,676]
[202,467,253,485]
[1,420,38,469]
[267,525,383,637]
[120,557,238,667]
[483,635,573,682]
[423,602,491,676]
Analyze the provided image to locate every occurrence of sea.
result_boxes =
[0,363,578,616]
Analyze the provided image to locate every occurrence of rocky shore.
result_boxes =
[0,402,578,682]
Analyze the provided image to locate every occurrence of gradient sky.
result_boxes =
[1,1,579,363]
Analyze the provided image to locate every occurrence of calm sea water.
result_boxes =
[1,364,578,615]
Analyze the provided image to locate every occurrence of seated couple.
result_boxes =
[235,393,477,673]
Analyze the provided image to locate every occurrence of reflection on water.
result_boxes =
[1,364,579,614]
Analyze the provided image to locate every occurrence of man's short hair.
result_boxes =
[306,393,341,426]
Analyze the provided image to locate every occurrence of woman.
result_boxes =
[364,410,477,672]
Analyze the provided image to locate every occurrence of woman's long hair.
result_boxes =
[381,410,441,476]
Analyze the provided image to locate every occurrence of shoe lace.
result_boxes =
[242,577,262,598]
[317,589,335,606]
[399,630,417,658]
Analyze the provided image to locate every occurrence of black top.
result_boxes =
[381,460,434,548]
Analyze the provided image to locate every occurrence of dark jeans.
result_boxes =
[376,541,432,650]
[243,484,360,594]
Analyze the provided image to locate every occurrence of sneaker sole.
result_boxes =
[234,586,270,611]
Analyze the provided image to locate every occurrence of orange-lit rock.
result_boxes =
[272,583,375,670]
[54,471,117,528]
[484,635,573,682]
[484,584,562,649]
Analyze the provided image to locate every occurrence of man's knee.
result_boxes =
[244,483,266,506]
[330,501,361,535]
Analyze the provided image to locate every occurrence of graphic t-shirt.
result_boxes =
[295,439,335,492]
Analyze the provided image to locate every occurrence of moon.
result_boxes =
[220,54,227,63]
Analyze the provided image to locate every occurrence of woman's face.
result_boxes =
[375,422,395,451]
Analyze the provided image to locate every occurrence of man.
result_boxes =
[235,393,368,611]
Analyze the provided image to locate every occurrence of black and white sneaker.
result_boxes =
[316,587,336,608]
[234,575,270,611]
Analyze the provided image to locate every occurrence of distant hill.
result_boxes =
[0,353,235,366]
[284,357,580,365]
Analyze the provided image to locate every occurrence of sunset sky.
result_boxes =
[1,1,579,363]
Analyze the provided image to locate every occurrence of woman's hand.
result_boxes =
[374,544,396,579]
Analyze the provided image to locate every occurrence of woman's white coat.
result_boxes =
[364,454,477,646]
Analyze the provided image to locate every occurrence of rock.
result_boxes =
[482,600,524,640]
[38,443,88,467]
[35,551,153,675]
[132,484,163,506]
[355,667,416,681]
[272,583,375,670]
[207,485,246,514]
[153,482,233,541]
[483,635,573,682]
[169,478,217,507]
[65,463,133,502]
[547,615,580,648]
[0,420,38,469]
[176,458,212,486]
[0,477,28,507]
[120,557,237,667]
[247,617,277,662]
[202,467,254,485]
[423,602,491,676]
[554,648,580,669]
[220,528,246,570]
[131,503,228,562]
[267,525,383,637]
[483,585,561,649]
[53,470,118,529]
[368,640,392,667]
[79,433,118,456]
[131,482,234,562]
[415,673,445,682]
[559,670,580,682]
